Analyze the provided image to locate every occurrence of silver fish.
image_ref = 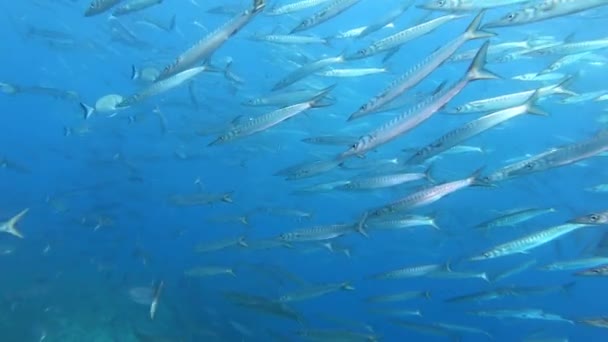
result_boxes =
[348,11,494,121]
[84,0,122,17]
[339,170,430,190]
[273,55,345,90]
[484,0,608,28]
[157,0,265,80]
[419,0,531,11]
[476,207,556,229]
[266,0,333,16]
[291,0,361,33]
[541,257,608,271]
[113,0,162,16]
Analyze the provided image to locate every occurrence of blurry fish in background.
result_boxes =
[112,0,164,17]
[84,0,122,17]
[0,209,29,239]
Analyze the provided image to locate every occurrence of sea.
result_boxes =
[1,0,608,341]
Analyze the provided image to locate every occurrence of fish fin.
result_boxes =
[63,126,72,137]
[356,211,369,238]
[424,165,436,184]
[222,192,234,203]
[467,41,500,81]
[130,65,140,80]
[309,84,337,107]
[553,75,578,97]
[3,208,28,239]
[80,102,95,120]
[237,236,248,248]
[524,90,548,116]
[382,47,400,63]
[471,167,495,187]
[465,11,495,40]
[168,15,176,31]
[252,0,266,13]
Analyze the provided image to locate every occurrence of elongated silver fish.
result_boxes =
[349,14,466,60]
[509,130,608,177]
[348,11,493,121]
[577,265,608,276]
[419,0,532,11]
[278,223,360,242]
[446,77,574,114]
[478,149,558,184]
[276,158,343,180]
[249,33,329,45]
[157,0,265,80]
[209,87,334,145]
[369,169,485,217]
[273,55,345,90]
[291,0,361,33]
[471,223,591,260]
[301,135,357,146]
[407,93,546,164]
[339,170,430,190]
[117,66,208,107]
[85,0,122,16]
[526,37,608,56]
[569,209,608,224]
[484,0,608,28]
[476,207,556,229]
[342,41,497,158]
[317,67,388,77]
[470,308,574,324]
[113,0,162,16]
[279,282,354,302]
[366,214,439,230]
[357,0,412,39]
[367,290,430,303]
[266,0,333,16]
[370,263,443,280]
[243,86,335,107]
[541,257,608,271]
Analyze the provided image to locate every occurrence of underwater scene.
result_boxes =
[2,0,608,341]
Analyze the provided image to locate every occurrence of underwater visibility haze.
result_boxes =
[2,0,608,340]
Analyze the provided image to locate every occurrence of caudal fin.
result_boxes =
[2,208,28,239]
[80,102,95,120]
[467,41,501,82]
[522,90,549,116]
[464,11,495,40]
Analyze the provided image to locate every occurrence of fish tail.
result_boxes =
[252,0,266,13]
[79,102,95,120]
[130,65,140,80]
[467,41,501,82]
[237,236,248,248]
[310,84,337,107]
[523,90,549,116]
[465,10,495,40]
[3,208,28,239]
[356,211,370,238]
[554,75,578,97]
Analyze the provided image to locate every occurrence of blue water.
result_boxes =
[1,0,608,341]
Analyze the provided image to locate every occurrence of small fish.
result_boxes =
[195,236,248,253]
[542,257,608,271]
[476,207,556,230]
[266,0,333,16]
[366,214,439,231]
[250,33,329,45]
[149,280,164,320]
[184,266,236,277]
[578,317,608,328]
[419,0,531,11]
[340,170,431,191]
[279,282,354,302]
[316,67,388,77]
[470,308,574,324]
[291,0,361,33]
[370,263,444,280]
[512,72,566,82]
[113,0,163,16]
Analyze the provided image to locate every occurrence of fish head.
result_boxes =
[242,98,261,106]
[417,0,455,10]
[569,211,608,225]
[483,10,524,28]
[445,104,471,114]
[344,135,373,157]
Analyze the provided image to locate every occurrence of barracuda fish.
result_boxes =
[168,191,233,206]
[278,222,364,242]
[366,214,439,230]
[392,320,454,338]
[369,169,485,217]
[434,323,493,339]
[476,207,556,229]
[209,87,334,145]
[276,158,343,180]
[195,236,248,253]
[446,283,571,303]
[479,149,558,183]
[291,0,361,33]
[149,280,164,320]
[117,66,208,108]
[470,222,591,261]
[407,93,545,164]
[266,0,333,16]
[370,308,422,317]
[349,14,466,60]
[419,0,531,11]
[224,292,303,322]
[561,90,608,104]
[0,209,29,239]
[316,67,388,77]
[113,0,162,16]
[273,55,345,90]
[84,0,122,16]
[357,0,412,38]
[539,53,592,75]
[541,257,608,271]
[249,33,329,45]
[577,265,608,276]
[279,282,354,302]
[586,183,608,193]
[366,290,431,303]
[370,263,444,280]
[294,180,352,194]
[184,266,236,277]
[527,37,608,56]
[446,77,574,114]
[343,43,496,157]
[578,317,608,328]
[491,259,538,282]
[509,131,608,177]
[484,0,608,28]
[513,72,566,82]
[301,135,357,146]
[470,309,574,324]
[339,170,430,191]
[334,23,395,39]
[347,12,494,121]
[242,86,335,107]
[157,0,265,80]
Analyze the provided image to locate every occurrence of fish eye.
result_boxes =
[525,163,534,170]
[456,106,463,112]
[589,214,600,222]
[438,0,446,5]
[506,13,517,21]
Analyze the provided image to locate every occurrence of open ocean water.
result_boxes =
[1,0,608,341]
